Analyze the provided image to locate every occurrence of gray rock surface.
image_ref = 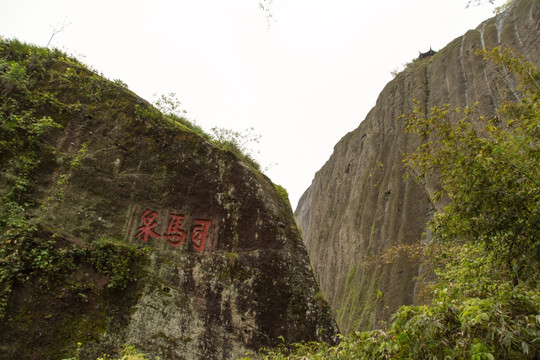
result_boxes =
[295,0,540,333]
[0,38,337,359]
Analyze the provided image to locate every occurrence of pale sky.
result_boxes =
[0,0,504,208]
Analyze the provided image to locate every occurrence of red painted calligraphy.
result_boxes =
[135,209,161,242]
[165,214,187,246]
[132,208,213,254]
[191,219,211,254]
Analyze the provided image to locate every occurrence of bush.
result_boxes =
[246,46,540,360]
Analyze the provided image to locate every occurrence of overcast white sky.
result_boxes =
[0,0,504,208]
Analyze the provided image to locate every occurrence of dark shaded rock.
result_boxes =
[0,39,337,359]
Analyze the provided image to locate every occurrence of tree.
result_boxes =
[46,17,71,47]
[402,46,540,284]
[245,46,540,360]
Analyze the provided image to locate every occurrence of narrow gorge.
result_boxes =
[0,0,538,359]
[295,0,540,333]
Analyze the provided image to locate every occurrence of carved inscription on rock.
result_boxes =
[126,206,217,254]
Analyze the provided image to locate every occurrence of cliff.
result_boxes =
[295,0,540,333]
[0,38,337,359]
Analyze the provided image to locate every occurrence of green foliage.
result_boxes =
[384,243,540,360]
[63,344,152,360]
[0,38,262,331]
[402,46,540,283]
[494,0,515,14]
[210,126,262,170]
[0,232,143,318]
[247,47,540,360]
[0,38,147,318]
[274,184,291,206]
[152,92,186,118]
[225,251,239,267]
[0,226,81,317]
[151,92,210,139]
[95,345,153,360]
[150,92,263,169]
[390,60,414,78]
[134,103,163,124]
[254,245,540,360]
[0,38,66,317]
[42,143,88,207]
[0,37,144,310]
[90,238,144,290]
[109,345,151,360]
[61,342,82,360]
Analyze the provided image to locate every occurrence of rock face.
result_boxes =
[0,39,337,359]
[295,0,540,333]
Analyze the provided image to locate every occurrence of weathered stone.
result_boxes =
[295,0,540,333]
[0,40,337,359]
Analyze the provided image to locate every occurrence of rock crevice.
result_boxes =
[295,0,540,333]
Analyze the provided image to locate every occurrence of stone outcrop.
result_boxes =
[0,39,337,359]
[295,0,540,333]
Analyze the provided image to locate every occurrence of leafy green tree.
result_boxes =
[402,46,540,284]
[246,46,540,360]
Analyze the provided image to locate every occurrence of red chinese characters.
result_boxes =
[133,209,213,254]
[135,210,161,243]
[191,219,211,253]
[165,214,187,246]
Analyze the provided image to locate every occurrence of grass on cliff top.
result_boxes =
[0,36,290,359]
[0,37,264,172]
[0,34,265,320]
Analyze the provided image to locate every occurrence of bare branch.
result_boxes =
[46,17,71,48]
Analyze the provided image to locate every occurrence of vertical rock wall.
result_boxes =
[295,0,540,333]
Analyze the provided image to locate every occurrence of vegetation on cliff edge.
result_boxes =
[0,37,307,359]
[245,47,540,360]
